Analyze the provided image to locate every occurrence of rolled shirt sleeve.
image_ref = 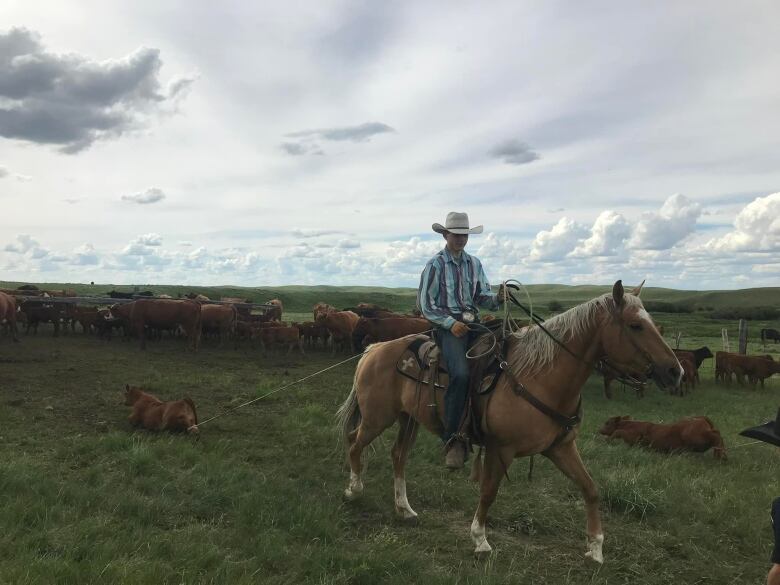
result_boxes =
[474,262,500,311]
[418,261,456,330]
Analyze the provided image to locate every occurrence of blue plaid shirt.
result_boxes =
[417,248,500,330]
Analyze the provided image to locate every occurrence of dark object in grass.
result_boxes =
[739,407,780,448]
[599,415,726,459]
[124,384,199,435]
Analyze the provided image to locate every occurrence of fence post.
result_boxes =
[721,328,730,352]
[738,319,748,355]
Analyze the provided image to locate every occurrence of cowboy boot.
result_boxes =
[445,439,466,469]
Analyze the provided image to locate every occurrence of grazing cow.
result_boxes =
[200,304,237,346]
[317,310,360,353]
[762,328,780,346]
[599,415,726,459]
[124,385,199,434]
[129,299,202,351]
[266,298,283,321]
[0,291,19,342]
[351,317,431,352]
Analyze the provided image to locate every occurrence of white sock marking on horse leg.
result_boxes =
[585,533,604,563]
[394,477,417,519]
[344,470,364,500]
[470,513,492,554]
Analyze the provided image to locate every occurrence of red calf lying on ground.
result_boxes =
[599,415,726,459]
[124,385,199,434]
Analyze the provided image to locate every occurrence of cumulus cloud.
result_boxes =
[72,243,100,265]
[4,233,40,253]
[121,234,162,256]
[703,192,780,253]
[489,139,540,165]
[121,187,166,204]
[528,217,588,262]
[571,210,631,257]
[628,194,701,250]
[0,27,194,153]
[135,233,162,246]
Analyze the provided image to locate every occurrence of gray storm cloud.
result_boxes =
[0,27,194,153]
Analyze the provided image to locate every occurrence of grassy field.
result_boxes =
[1,285,779,584]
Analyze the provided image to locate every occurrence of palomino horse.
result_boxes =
[336,281,682,562]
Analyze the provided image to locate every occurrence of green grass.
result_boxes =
[1,287,779,584]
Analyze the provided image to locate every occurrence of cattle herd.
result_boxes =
[0,287,434,356]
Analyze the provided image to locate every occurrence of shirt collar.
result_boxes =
[441,247,471,265]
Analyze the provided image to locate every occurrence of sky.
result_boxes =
[1,1,779,290]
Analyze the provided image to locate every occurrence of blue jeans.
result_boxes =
[436,328,470,444]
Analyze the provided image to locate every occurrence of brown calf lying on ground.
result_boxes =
[599,415,726,459]
[124,385,199,434]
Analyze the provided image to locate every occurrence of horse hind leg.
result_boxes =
[391,413,419,522]
[544,440,604,563]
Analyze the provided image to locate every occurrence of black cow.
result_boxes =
[761,328,780,345]
[676,346,714,368]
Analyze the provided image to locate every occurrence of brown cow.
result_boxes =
[124,385,199,434]
[727,353,780,388]
[317,310,359,353]
[0,291,19,342]
[129,299,202,351]
[267,298,283,321]
[200,304,237,346]
[67,305,101,334]
[299,321,330,349]
[677,355,697,394]
[313,302,335,321]
[255,325,304,355]
[599,415,726,459]
[351,317,431,352]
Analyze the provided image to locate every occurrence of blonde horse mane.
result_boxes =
[508,292,643,377]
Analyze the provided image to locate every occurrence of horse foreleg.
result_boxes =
[544,440,604,563]
[391,414,419,522]
[344,423,384,500]
[471,444,512,558]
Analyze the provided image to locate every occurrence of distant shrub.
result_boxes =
[548,300,564,312]
[709,306,780,320]
[643,301,693,314]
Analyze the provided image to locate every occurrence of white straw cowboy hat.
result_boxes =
[432,212,483,235]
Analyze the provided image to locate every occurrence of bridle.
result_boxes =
[500,284,653,390]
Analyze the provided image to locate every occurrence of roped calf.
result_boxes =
[599,415,726,459]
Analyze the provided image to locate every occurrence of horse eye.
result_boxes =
[629,323,643,332]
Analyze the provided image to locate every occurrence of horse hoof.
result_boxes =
[397,512,419,526]
[585,550,604,564]
[343,488,361,501]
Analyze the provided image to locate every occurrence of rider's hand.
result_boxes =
[451,321,469,338]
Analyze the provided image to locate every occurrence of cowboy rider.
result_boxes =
[417,212,504,469]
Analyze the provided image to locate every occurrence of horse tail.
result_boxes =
[336,369,362,448]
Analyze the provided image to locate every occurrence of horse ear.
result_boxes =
[631,279,645,297]
[612,280,624,306]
